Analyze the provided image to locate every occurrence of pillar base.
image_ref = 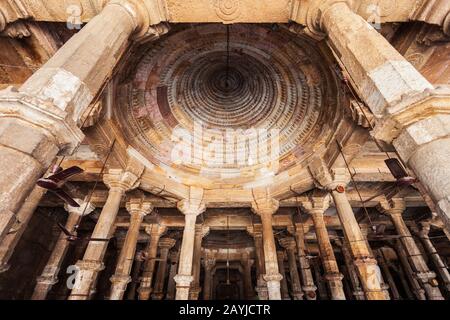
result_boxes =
[137,287,152,300]
[302,285,317,300]
[174,274,194,300]
[188,287,201,300]
[263,273,283,300]
[151,292,165,300]
[109,275,131,300]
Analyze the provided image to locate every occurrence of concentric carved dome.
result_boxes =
[116,24,343,188]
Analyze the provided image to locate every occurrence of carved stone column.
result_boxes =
[0,0,150,242]
[279,237,304,300]
[311,257,329,300]
[290,224,317,300]
[189,225,209,300]
[126,251,145,300]
[138,224,166,300]
[240,251,255,300]
[414,221,450,293]
[32,200,94,300]
[310,162,389,300]
[109,196,152,300]
[69,164,142,300]
[166,250,179,300]
[248,224,268,300]
[379,198,444,300]
[335,239,365,300]
[375,249,401,300]
[300,193,345,300]
[152,238,176,300]
[276,251,290,300]
[251,197,283,300]
[0,186,46,273]
[302,1,450,231]
[202,257,216,300]
[395,240,426,300]
[174,190,205,300]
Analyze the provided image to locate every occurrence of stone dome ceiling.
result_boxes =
[115,24,344,189]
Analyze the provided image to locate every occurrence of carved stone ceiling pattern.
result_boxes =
[115,24,343,189]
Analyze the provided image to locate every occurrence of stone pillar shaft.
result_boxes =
[202,258,215,300]
[0,1,140,241]
[331,189,389,300]
[259,209,283,300]
[33,201,94,300]
[253,231,268,300]
[189,225,204,300]
[339,240,365,300]
[0,186,46,273]
[138,226,165,300]
[293,224,317,300]
[242,254,254,300]
[166,252,179,300]
[280,237,304,300]
[175,213,197,300]
[109,198,152,300]
[277,251,290,300]
[69,165,142,300]
[395,240,426,300]
[152,253,168,299]
[310,210,346,300]
[389,213,443,300]
[417,224,450,292]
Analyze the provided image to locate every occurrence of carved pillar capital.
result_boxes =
[144,224,166,238]
[251,198,279,216]
[377,198,406,217]
[103,160,144,192]
[290,0,355,40]
[308,158,350,191]
[158,237,176,250]
[125,196,153,218]
[177,187,206,216]
[279,237,297,251]
[299,191,331,216]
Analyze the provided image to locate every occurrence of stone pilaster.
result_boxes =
[175,189,206,300]
[279,237,304,300]
[109,196,153,300]
[379,198,444,300]
[151,237,176,300]
[0,0,151,242]
[290,224,317,300]
[300,193,346,300]
[251,195,283,300]
[414,221,450,293]
[138,224,167,300]
[32,200,95,300]
[69,163,143,300]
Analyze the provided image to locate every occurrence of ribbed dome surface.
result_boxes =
[116,24,342,188]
